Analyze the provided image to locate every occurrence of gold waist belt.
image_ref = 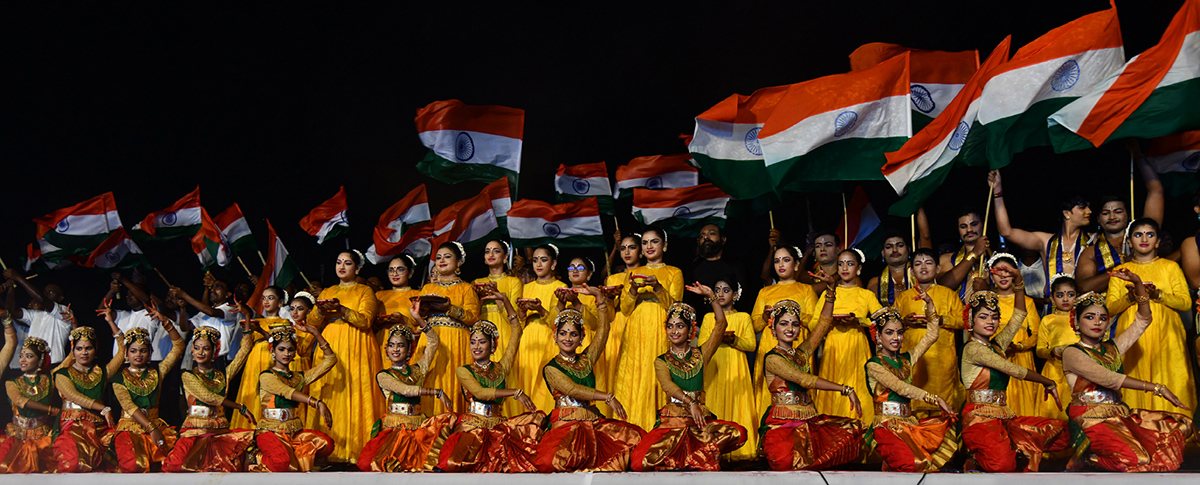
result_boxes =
[771,391,812,406]
[1073,388,1122,406]
[555,396,588,408]
[389,403,421,416]
[263,407,297,422]
[876,401,911,417]
[12,415,47,429]
[188,405,219,418]
[468,401,500,418]
[969,389,1007,406]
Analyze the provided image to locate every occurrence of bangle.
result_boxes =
[1012,282,1025,292]
[922,394,939,405]
[513,388,524,398]
[965,253,978,262]
[841,385,853,396]
[993,193,1003,198]
[1134,293,1150,304]
[605,393,614,403]
[100,406,112,416]
[1153,383,1164,396]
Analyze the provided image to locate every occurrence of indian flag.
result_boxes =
[415,99,524,187]
[1048,0,1200,152]
[367,184,433,264]
[249,220,303,315]
[977,4,1125,168]
[555,161,614,214]
[483,177,513,232]
[1144,130,1200,196]
[850,43,979,131]
[508,198,604,249]
[214,203,257,254]
[613,154,698,199]
[299,186,349,245]
[80,228,145,269]
[430,190,500,261]
[33,192,123,259]
[191,208,230,269]
[688,85,788,200]
[22,242,67,275]
[835,187,882,253]
[632,183,730,237]
[131,186,203,240]
[759,52,912,190]
[882,37,1013,217]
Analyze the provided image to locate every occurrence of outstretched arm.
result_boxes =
[989,171,1048,252]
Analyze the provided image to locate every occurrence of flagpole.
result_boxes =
[1130,154,1136,217]
[0,257,7,271]
[256,250,267,265]
[236,255,254,278]
[981,179,996,274]
[769,211,775,230]
[153,267,173,288]
[910,215,916,248]
[841,193,848,250]
[299,270,313,289]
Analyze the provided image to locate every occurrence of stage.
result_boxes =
[11,472,1200,484]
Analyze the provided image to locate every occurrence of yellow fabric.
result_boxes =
[413,281,480,416]
[1036,312,1077,420]
[230,320,315,430]
[1106,258,1198,412]
[811,286,880,423]
[518,279,566,412]
[614,264,682,431]
[258,351,336,434]
[602,272,631,396]
[309,282,382,463]
[896,285,966,412]
[750,281,818,421]
[376,287,420,365]
[698,311,758,461]
[473,275,522,416]
[993,294,1046,418]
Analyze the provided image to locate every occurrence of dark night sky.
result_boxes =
[0,2,1188,301]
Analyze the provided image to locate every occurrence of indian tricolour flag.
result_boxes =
[299,186,349,245]
[33,192,123,259]
[882,37,1013,217]
[977,4,1125,168]
[22,242,67,275]
[249,220,303,315]
[555,161,614,214]
[367,184,433,264]
[688,85,788,200]
[759,52,912,190]
[850,43,979,131]
[430,190,500,261]
[613,154,698,199]
[131,186,203,240]
[80,228,145,269]
[415,99,524,188]
[1048,0,1200,153]
[191,208,230,269]
[508,198,604,249]
[1143,130,1200,196]
[632,183,730,237]
[482,177,513,232]
[214,204,257,254]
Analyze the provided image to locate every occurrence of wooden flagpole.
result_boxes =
[256,250,267,265]
[236,255,254,278]
[980,179,996,273]
[1130,155,1136,217]
[842,193,849,250]
[0,257,7,271]
[769,211,775,230]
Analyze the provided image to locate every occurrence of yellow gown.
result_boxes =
[375,287,420,365]
[1106,258,1198,412]
[994,293,1045,418]
[698,310,758,461]
[614,263,683,431]
[1035,311,1076,421]
[896,284,966,414]
[811,286,880,423]
[309,282,383,462]
[414,281,480,416]
[474,274,523,416]
[567,291,615,416]
[518,279,565,413]
[750,281,818,420]
[229,317,315,430]
[603,273,631,388]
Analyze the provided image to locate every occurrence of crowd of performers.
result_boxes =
[1,172,1200,473]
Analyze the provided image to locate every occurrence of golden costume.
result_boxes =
[230,317,315,431]
[518,279,565,413]
[414,280,481,416]
[698,310,758,461]
[811,286,881,423]
[1036,311,1077,421]
[253,346,337,472]
[474,274,523,416]
[164,333,255,472]
[375,287,420,364]
[0,337,55,473]
[614,263,683,431]
[111,332,186,473]
[53,334,125,473]
[896,284,965,414]
[750,281,817,421]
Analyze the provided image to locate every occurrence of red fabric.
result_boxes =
[630,418,747,471]
[53,420,112,473]
[534,418,646,472]
[1069,405,1192,472]
[761,415,863,471]
[437,413,546,473]
[0,432,55,473]
[872,426,917,472]
[963,418,1017,472]
[112,429,177,473]
[163,428,255,473]
[962,409,1067,472]
[254,430,333,473]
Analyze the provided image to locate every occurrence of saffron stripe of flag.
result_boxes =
[214,204,257,254]
[632,183,729,224]
[191,208,229,269]
[80,228,145,269]
[249,220,302,315]
[430,191,500,261]
[369,184,432,262]
[555,161,614,214]
[508,198,604,249]
[688,85,789,200]
[33,192,123,257]
[614,154,699,199]
[415,99,524,187]
[299,186,349,245]
[850,43,979,129]
[131,186,203,240]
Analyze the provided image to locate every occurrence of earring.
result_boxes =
[455,268,461,275]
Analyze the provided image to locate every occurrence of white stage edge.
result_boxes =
[7,472,1200,485]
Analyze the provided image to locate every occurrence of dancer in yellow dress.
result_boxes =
[812,249,881,423]
[375,255,421,365]
[752,246,818,421]
[603,231,642,393]
[516,244,566,412]
[231,285,301,430]
[896,248,965,415]
[474,240,523,416]
[697,277,758,461]
[309,249,383,463]
[1105,218,1198,412]
[416,242,482,416]
[1036,274,1078,421]
[986,252,1048,418]
[559,256,613,414]
[614,227,683,431]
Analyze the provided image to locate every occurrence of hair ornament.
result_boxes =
[193,326,222,351]
[351,249,366,266]
[1048,272,1073,289]
[294,291,317,307]
[964,290,1001,328]
[851,247,866,264]
[450,241,466,262]
[470,319,501,351]
[268,326,298,345]
[986,252,1017,269]
[69,327,96,344]
[554,308,586,334]
[22,337,49,355]
[546,243,560,259]
[769,299,805,329]
[385,324,418,347]
[123,327,152,348]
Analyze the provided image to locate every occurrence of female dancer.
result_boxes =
[986,253,1048,418]
[535,287,644,472]
[615,227,683,431]
[309,250,382,462]
[812,249,881,423]
[1063,272,1194,471]
[474,241,523,416]
[231,285,293,430]
[759,273,864,471]
[698,277,758,461]
[253,324,336,472]
[895,248,965,415]
[631,285,746,471]
[1106,218,1197,412]
[559,257,614,412]
[603,231,642,396]
[516,244,566,413]
[1037,274,1079,421]
[865,298,959,472]
[53,315,123,473]
[416,242,480,416]
[162,324,255,472]
[376,255,421,364]
[438,290,546,473]
[357,302,457,472]
[960,269,1066,472]
[0,313,57,473]
[751,246,818,422]
[111,306,185,473]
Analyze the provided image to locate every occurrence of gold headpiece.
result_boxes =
[666,302,696,325]
[1074,292,1106,311]
[123,328,152,347]
[964,290,1001,328]
[385,324,417,346]
[267,326,298,345]
[193,327,222,351]
[554,309,586,333]
[70,327,97,343]
[22,337,49,355]
[470,320,500,349]
[869,307,903,328]
[769,299,805,326]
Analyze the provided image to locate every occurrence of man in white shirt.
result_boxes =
[101,278,169,360]
[4,270,74,366]
[175,278,243,366]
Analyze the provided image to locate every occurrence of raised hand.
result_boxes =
[809,270,835,288]
[685,282,714,299]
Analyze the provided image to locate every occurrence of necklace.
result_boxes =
[473,360,492,371]
[1077,339,1101,350]
[969,336,991,347]
[669,347,690,360]
[192,368,226,394]
[17,374,49,401]
[68,365,103,390]
[774,345,796,356]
